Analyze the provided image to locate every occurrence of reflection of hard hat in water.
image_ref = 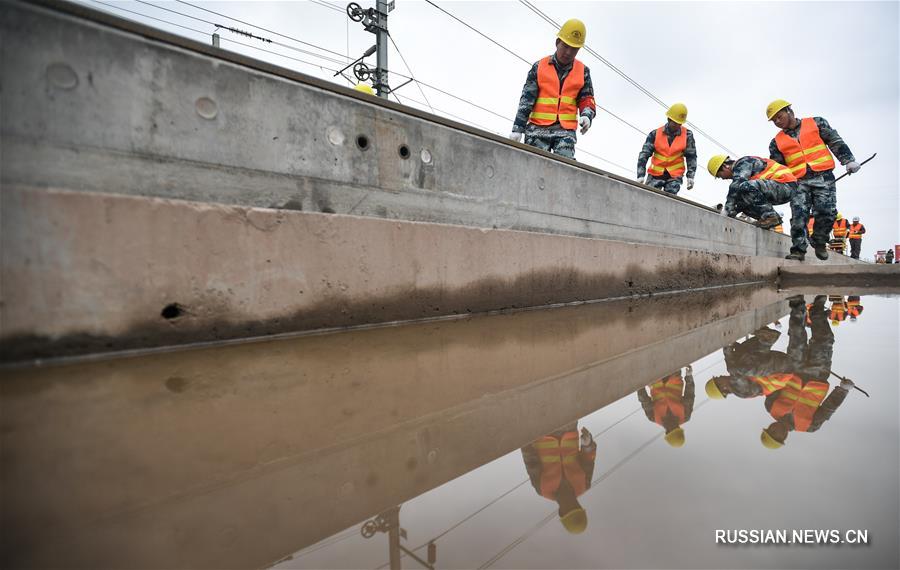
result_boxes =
[705,378,726,400]
[560,507,588,534]
[761,428,784,449]
[664,427,685,447]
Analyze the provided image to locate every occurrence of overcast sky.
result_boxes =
[75,0,899,260]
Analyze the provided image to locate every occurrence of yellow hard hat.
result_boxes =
[354,83,374,95]
[664,427,685,448]
[760,429,784,449]
[557,19,586,48]
[836,212,843,220]
[766,99,791,121]
[707,154,730,178]
[705,378,725,400]
[666,103,688,124]
[560,507,588,534]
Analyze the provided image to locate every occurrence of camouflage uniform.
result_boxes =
[512,54,596,159]
[723,156,796,222]
[769,117,856,254]
[636,124,697,195]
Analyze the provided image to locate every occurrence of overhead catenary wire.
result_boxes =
[388,34,436,114]
[517,0,738,156]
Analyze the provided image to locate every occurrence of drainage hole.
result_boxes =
[161,303,184,319]
[356,134,369,150]
[398,144,410,159]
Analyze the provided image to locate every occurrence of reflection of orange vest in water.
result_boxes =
[769,376,829,432]
[650,375,685,425]
[750,373,795,396]
[528,57,585,130]
[807,217,815,235]
[847,297,863,318]
[535,432,589,499]
[830,303,847,322]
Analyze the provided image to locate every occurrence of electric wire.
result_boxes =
[517,0,738,156]
[309,0,345,14]
[388,35,435,114]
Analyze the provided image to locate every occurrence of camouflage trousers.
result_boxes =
[729,180,794,220]
[524,124,577,159]
[788,174,837,253]
[646,175,683,195]
[787,296,833,381]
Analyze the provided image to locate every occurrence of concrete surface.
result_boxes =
[1,285,787,569]
[780,263,900,288]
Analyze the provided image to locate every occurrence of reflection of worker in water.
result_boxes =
[828,295,849,326]
[521,423,596,534]
[705,327,790,400]
[760,295,855,449]
[637,366,694,447]
[847,296,864,321]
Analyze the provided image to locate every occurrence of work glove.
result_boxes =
[579,427,594,447]
[508,132,523,143]
[686,178,695,190]
[845,161,861,174]
[840,378,856,391]
[578,114,591,135]
[685,365,693,375]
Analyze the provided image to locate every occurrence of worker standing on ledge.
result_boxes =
[509,19,596,159]
[766,100,861,261]
[636,103,697,194]
[848,216,866,259]
[707,155,797,228]
[829,212,849,255]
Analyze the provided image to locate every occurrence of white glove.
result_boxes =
[643,174,650,185]
[578,114,591,135]
[508,132,523,143]
[579,427,594,447]
[845,161,861,174]
[686,178,695,190]
[685,365,693,375]
[840,378,855,391]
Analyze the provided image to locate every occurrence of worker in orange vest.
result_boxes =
[847,296,864,321]
[521,423,596,534]
[637,366,694,447]
[828,296,849,325]
[848,217,866,259]
[636,103,697,195]
[707,155,797,228]
[758,295,855,449]
[767,100,861,261]
[828,213,848,254]
[509,20,596,159]
[705,326,790,401]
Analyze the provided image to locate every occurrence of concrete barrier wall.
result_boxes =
[1,285,786,568]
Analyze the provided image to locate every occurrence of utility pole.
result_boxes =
[211,32,220,47]
[345,1,395,99]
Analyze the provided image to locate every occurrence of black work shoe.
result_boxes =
[785,251,805,261]
[814,244,829,260]
[755,215,783,229]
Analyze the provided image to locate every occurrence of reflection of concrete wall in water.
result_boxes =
[0,0,861,360]
[1,286,788,569]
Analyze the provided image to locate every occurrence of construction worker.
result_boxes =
[828,295,848,325]
[521,423,596,534]
[705,327,790,401]
[509,19,596,159]
[759,295,855,449]
[829,212,848,254]
[766,100,860,261]
[707,155,797,228]
[886,248,895,264]
[636,366,694,447]
[848,216,866,259]
[636,103,697,194]
[847,296,864,321]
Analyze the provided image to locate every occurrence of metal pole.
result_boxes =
[212,32,220,47]
[374,0,390,98]
[386,506,401,570]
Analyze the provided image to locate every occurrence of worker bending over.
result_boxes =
[767,100,860,261]
[509,19,596,159]
[636,103,697,194]
[707,155,797,229]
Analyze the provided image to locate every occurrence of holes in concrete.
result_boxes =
[398,144,410,159]
[161,303,184,320]
[356,134,370,150]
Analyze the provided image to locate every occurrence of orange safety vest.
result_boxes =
[833,218,849,238]
[830,303,847,322]
[769,377,829,432]
[775,118,836,177]
[751,373,795,396]
[849,223,864,239]
[772,224,785,233]
[650,374,685,426]
[534,431,590,499]
[749,157,798,183]
[807,217,815,235]
[528,57,585,130]
[647,126,687,177]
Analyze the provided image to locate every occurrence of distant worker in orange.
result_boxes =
[847,296,864,321]
[829,213,848,255]
[509,19,596,159]
[636,103,697,195]
[848,217,866,259]
[521,422,597,534]
[767,100,860,261]
[637,366,695,447]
